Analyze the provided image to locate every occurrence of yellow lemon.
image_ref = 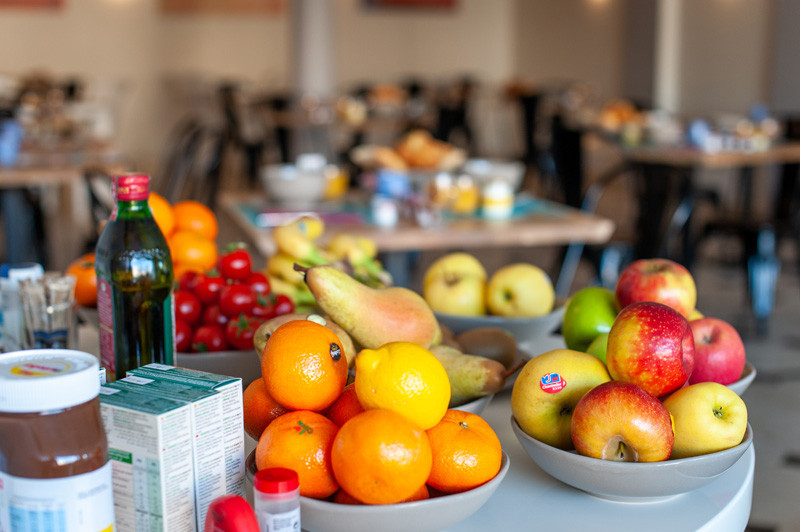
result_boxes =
[355,341,451,430]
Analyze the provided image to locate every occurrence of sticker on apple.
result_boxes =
[540,372,566,393]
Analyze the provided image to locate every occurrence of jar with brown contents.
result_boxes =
[0,349,115,531]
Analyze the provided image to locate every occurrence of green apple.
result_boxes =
[662,382,748,459]
[586,332,608,364]
[423,252,487,316]
[511,348,611,450]
[485,263,554,317]
[562,286,619,352]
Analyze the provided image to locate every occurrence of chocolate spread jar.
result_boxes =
[0,349,115,531]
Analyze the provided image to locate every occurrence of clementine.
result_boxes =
[172,200,218,241]
[255,410,339,499]
[425,409,502,493]
[261,318,348,411]
[242,377,290,441]
[148,192,175,237]
[66,253,97,307]
[168,230,218,272]
[331,409,432,505]
[332,482,429,505]
[325,383,364,427]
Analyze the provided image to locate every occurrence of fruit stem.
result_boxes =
[503,358,526,379]
[293,263,310,275]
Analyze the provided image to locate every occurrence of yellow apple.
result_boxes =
[423,252,487,316]
[485,263,554,317]
[511,348,611,450]
[662,382,748,459]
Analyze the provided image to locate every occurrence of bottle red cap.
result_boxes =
[115,174,150,201]
[254,467,299,494]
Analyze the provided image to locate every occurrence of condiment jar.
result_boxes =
[254,467,301,532]
[0,349,114,531]
[482,178,514,220]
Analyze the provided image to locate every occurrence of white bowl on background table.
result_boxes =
[435,302,565,347]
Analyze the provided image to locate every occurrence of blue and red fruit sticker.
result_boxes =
[540,372,566,393]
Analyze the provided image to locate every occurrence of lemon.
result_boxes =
[355,341,451,430]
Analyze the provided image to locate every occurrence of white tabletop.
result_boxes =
[447,341,754,532]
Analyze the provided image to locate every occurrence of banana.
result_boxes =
[265,273,317,307]
[272,224,328,265]
[266,252,307,286]
[326,233,388,284]
[288,215,325,240]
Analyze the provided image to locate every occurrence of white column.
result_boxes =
[290,0,336,100]
[653,0,683,113]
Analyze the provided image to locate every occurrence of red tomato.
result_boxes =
[218,244,253,282]
[250,294,275,320]
[194,274,227,305]
[202,303,229,328]
[272,294,295,317]
[175,318,193,352]
[244,271,271,296]
[191,324,228,352]
[178,270,201,293]
[224,314,261,351]
[174,290,203,325]
[219,284,257,317]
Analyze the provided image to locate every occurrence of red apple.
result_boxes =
[571,381,674,462]
[688,317,746,386]
[615,258,697,318]
[606,301,694,397]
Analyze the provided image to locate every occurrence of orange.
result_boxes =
[331,409,432,505]
[425,409,502,494]
[173,261,206,281]
[66,253,97,307]
[255,410,339,499]
[261,319,348,411]
[168,230,218,272]
[242,377,290,441]
[325,383,364,427]
[172,200,218,241]
[332,482,429,505]
[148,192,175,237]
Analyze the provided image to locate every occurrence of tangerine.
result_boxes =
[331,409,432,505]
[255,410,339,499]
[66,253,97,307]
[148,192,175,237]
[172,200,218,241]
[168,230,218,272]
[425,409,502,493]
[325,383,364,427]
[242,377,290,441]
[261,318,348,411]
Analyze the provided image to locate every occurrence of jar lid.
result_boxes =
[0,262,44,285]
[254,467,299,494]
[0,350,100,413]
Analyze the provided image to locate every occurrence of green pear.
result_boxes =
[430,345,508,407]
[297,264,441,349]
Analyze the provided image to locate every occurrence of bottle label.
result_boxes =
[0,462,115,532]
[256,507,300,532]
[97,277,115,377]
[115,174,149,202]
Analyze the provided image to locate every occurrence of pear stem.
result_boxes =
[504,358,526,379]
[293,263,310,274]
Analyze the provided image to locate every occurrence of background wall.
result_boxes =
[0,0,786,174]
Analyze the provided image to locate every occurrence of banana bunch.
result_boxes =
[264,215,392,307]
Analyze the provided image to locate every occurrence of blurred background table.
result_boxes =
[218,189,616,288]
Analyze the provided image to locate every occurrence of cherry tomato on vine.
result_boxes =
[250,294,276,320]
[177,270,201,293]
[191,325,228,353]
[225,314,261,351]
[218,244,253,282]
[175,318,193,352]
[272,294,295,316]
[194,274,227,305]
[202,303,229,328]
[219,284,257,317]
[174,290,203,325]
[245,271,271,296]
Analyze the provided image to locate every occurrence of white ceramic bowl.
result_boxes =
[435,302,565,346]
[462,158,526,191]
[511,416,753,503]
[245,450,510,532]
[452,393,494,415]
[727,362,756,396]
[260,163,327,206]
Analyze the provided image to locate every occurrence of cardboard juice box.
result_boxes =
[110,376,227,530]
[128,364,246,497]
[99,383,196,532]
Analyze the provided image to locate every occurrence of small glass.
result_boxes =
[18,273,77,350]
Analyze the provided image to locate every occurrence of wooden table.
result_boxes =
[218,189,615,288]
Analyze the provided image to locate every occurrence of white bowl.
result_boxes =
[452,393,494,415]
[260,163,327,206]
[435,302,565,346]
[727,362,756,396]
[462,158,526,190]
[245,450,510,532]
[511,416,753,503]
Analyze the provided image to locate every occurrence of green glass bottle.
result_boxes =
[95,174,175,381]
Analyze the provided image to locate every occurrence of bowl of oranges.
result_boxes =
[243,318,509,532]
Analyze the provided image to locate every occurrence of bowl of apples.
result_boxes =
[245,450,510,532]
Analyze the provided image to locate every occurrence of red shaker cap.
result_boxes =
[254,467,299,494]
